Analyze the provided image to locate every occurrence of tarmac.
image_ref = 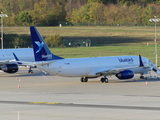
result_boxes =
[0,67,160,120]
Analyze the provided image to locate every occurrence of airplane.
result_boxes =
[14,26,160,83]
[0,48,34,74]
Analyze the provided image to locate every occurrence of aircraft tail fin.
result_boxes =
[30,26,63,61]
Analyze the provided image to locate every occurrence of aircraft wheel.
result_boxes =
[28,70,33,73]
[101,78,108,83]
[104,78,108,83]
[81,77,84,82]
[100,78,105,83]
[84,77,88,82]
[140,76,145,79]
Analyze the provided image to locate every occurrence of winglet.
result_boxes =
[30,26,63,61]
[13,53,22,65]
[139,55,144,67]
[13,53,19,61]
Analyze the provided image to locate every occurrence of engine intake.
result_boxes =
[115,70,134,80]
[1,63,19,73]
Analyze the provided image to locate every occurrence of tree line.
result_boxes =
[0,0,159,26]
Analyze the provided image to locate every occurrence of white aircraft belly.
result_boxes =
[37,64,100,77]
[56,66,96,77]
[59,68,93,77]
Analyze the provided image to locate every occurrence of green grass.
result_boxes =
[4,26,158,38]
[4,26,158,46]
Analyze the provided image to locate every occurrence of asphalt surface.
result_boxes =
[0,68,160,120]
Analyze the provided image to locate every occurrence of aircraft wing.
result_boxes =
[0,60,10,64]
[0,59,18,66]
[89,66,140,76]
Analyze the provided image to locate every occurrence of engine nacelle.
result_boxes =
[115,70,134,80]
[1,63,19,73]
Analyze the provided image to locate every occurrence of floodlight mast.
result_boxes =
[0,12,8,49]
[149,16,160,67]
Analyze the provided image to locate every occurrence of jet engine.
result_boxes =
[1,63,19,73]
[115,70,134,80]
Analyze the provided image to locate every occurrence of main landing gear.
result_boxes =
[140,73,145,79]
[28,66,33,73]
[81,77,88,82]
[100,77,108,83]
[80,76,108,83]
[140,76,145,79]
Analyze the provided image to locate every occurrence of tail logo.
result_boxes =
[35,41,44,53]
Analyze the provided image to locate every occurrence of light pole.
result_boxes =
[0,12,8,49]
[149,16,160,67]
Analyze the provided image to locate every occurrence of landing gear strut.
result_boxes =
[140,76,145,79]
[28,66,33,73]
[140,73,145,79]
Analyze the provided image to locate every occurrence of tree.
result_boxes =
[69,2,106,25]
[30,0,50,25]
[12,37,24,48]
[30,0,67,26]
[16,10,32,25]
[45,34,63,47]
[143,5,154,24]
[88,0,101,3]
[104,4,119,25]
[0,0,159,26]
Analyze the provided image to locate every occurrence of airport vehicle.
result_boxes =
[0,48,34,73]
[14,26,160,83]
